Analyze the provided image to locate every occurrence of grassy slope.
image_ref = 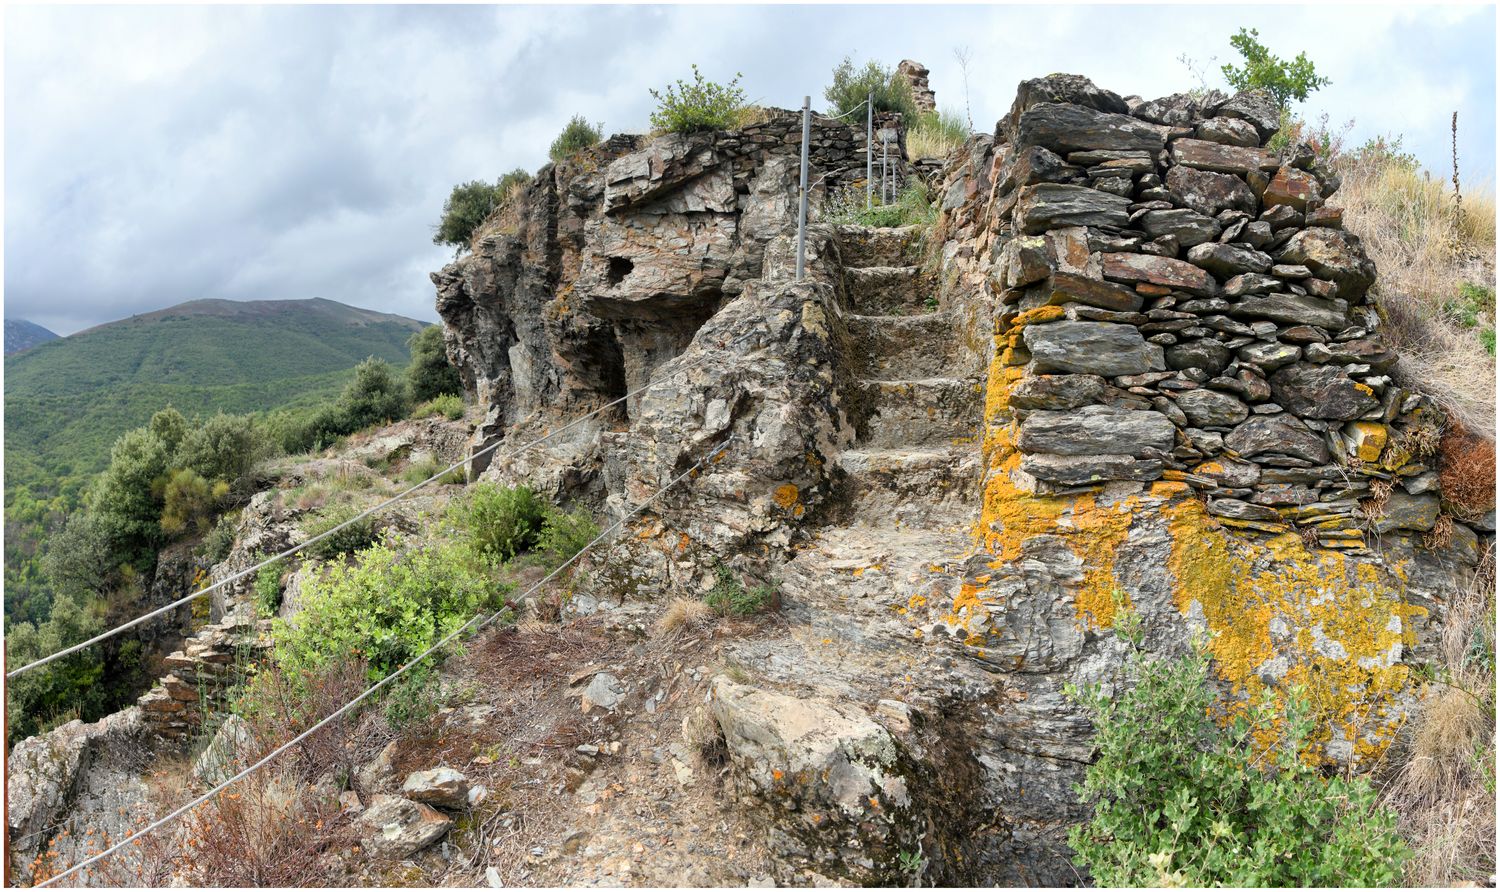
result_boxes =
[5,298,425,485]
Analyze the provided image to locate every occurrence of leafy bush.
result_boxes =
[174,412,271,491]
[1065,605,1409,887]
[907,107,970,161]
[158,468,230,537]
[197,511,241,565]
[5,588,107,742]
[273,537,506,681]
[824,57,916,119]
[704,565,778,617]
[253,558,284,618]
[451,483,547,562]
[383,661,440,730]
[337,357,409,431]
[536,505,600,567]
[405,325,462,404]
[825,181,936,228]
[549,115,603,161]
[1221,27,1330,109]
[649,64,746,134]
[301,504,378,561]
[433,179,506,252]
[413,393,465,421]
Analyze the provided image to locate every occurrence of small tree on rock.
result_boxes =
[1221,27,1330,109]
[433,180,504,254]
[824,57,917,119]
[549,116,603,161]
[649,65,746,134]
[406,324,463,403]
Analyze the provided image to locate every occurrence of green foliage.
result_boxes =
[704,565,778,617]
[273,537,508,681]
[405,325,462,404]
[174,412,271,490]
[337,357,409,432]
[826,181,937,229]
[197,511,241,565]
[433,179,506,251]
[1445,283,1497,357]
[87,423,173,566]
[5,589,106,742]
[401,456,466,486]
[253,558,285,618]
[451,483,547,562]
[383,661,440,731]
[413,393,465,421]
[157,468,229,537]
[5,298,421,490]
[1220,27,1330,109]
[1065,604,1410,887]
[649,64,747,134]
[549,115,603,161]
[824,57,916,119]
[536,505,600,568]
[1346,133,1420,172]
[301,504,379,561]
[42,512,117,602]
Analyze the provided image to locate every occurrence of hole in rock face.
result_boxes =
[606,256,634,286]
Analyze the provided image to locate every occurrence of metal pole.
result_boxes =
[882,135,889,204]
[796,95,810,282]
[865,90,873,210]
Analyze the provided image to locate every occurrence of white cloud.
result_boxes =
[5,4,1493,335]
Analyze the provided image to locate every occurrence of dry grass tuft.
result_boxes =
[655,597,713,636]
[1336,153,1496,436]
[1380,545,1496,885]
[1437,419,1497,521]
[1357,478,1394,530]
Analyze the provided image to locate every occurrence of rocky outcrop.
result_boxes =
[136,611,271,741]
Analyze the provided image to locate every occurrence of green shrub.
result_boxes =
[406,325,462,404]
[433,179,505,252]
[536,505,600,567]
[158,468,229,537]
[337,357,409,431]
[253,558,284,618]
[549,115,603,161]
[301,504,378,561]
[198,511,241,565]
[824,57,916,119]
[704,565,778,617]
[174,412,271,491]
[451,483,547,562]
[274,537,507,681]
[826,181,936,229]
[1065,603,1410,887]
[1221,27,1330,109]
[413,393,464,421]
[382,661,440,731]
[649,64,746,134]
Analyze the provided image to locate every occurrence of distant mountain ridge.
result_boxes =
[5,319,60,355]
[6,297,427,488]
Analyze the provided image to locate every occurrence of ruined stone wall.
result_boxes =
[964,77,1472,550]
[922,74,1487,771]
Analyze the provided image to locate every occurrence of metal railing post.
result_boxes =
[881,134,890,204]
[865,90,873,210]
[796,95,810,282]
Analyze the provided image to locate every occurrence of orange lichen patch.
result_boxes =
[1012,305,1066,327]
[772,484,800,509]
[1162,496,1426,763]
[969,344,1140,629]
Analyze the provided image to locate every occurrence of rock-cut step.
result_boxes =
[842,266,927,315]
[845,312,961,379]
[853,377,981,448]
[832,224,922,268]
[835,447,981,529]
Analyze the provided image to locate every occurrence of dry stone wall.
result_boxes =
[983,78,1463,550]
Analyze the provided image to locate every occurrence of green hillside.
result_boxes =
[5,298,425,486]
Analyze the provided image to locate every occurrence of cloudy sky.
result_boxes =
[6,3,1494,335]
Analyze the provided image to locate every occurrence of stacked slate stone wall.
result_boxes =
[983,76,1466,550]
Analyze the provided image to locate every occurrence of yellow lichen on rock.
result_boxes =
[1162,496,1425,762]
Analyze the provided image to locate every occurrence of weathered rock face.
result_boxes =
[897,59,936,114]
